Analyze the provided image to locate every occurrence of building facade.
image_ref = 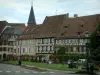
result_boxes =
[0,21,25,60]
[34,14,100,60]
[16,2,100,61]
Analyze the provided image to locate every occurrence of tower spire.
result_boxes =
[31,0,33,6]
[27,0,36,25]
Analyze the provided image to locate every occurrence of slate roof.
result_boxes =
[2,23,26,39]
[8,23,26,33]
[0,21,7,35]
[9,23,25,28]
[27,5,36,25]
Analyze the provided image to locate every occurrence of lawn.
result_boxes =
[4,60,81,71]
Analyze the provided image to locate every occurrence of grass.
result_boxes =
[4,60,81,71]
[4,60,18,65]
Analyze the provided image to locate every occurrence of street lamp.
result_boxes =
[18,41,21,65]
[85,31,89,72]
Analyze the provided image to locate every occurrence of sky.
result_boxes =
[0,0,100,25]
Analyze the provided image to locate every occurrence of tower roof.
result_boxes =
[27,5,36,25]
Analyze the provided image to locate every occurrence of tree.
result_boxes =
[54,46,66,62]
[56,46,66,55]
[90,23,100,61]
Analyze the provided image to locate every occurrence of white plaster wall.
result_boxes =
[36,38,55,54]
[56,38,89,46]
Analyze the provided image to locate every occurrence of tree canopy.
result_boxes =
[90,23,100,61]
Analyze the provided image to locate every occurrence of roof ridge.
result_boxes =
[9,23,25,24]
[47,14,67,17]
[76,13,100,18]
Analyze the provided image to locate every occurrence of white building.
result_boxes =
[16,3,100,61]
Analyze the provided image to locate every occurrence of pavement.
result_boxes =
[0,63,95,75]
[22,65,100,75]
[0,63,100,75]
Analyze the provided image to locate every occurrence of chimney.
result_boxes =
[66,13,69,18]
[74,14,78,18]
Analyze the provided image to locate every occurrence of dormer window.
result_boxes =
[31,28,35,31]
[26,29,29,32]
[64,26,68,28]
[63,24,69,28]
[81,25,83,27]
[85,31,89,37]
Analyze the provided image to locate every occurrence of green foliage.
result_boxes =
[54,46,86,62]
[55,46,66,62]
[91,46,100,61]
[90,23,100,61]
[56,46,66,55]
[90,23,100,49]
[64,53,86,61]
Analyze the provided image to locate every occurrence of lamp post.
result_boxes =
[18,41,21,65]
[85,31,89,72]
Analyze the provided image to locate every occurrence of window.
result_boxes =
[63,24,69,28]
[29,48,30,53]
[30,40,31,44]
[42,46,43,52]
[83,47,86,52]
[18,41,19,45]
[14,49,16,53]
[48,39,50,43]
[38,46,40,52]
[80,39,84,43]
[77,47,80,52]
[50,46,52,51]
[42,46,45,52]
[40,46,42,51]
[63,40,66,44]
[52,38,54,43]
[68,39,71,43]
[31,28,35,31]
[65,40,68,43]
[66,47,68,52]
[68,47,71,52]
[81,47,84,52]
[70,47,73,52]
[46,46,48,51]
[59,40,61,44]
[50,39,52,43]
[48,46,50,50]
[41,39,44,44]
[72,39,75,43]
[56,40,58,44]
[79,47,82,52]
[63,26,68,28]
[26,29,29,32]
[18,48,19,53]
[81,25,83,27]
[23,48,25,53]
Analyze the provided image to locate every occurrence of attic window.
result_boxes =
[63,26,68,28]
[26,29,29,32]
[32,28,35,31]
[81,25,83,27]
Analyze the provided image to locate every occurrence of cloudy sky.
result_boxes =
[0,0,100,25]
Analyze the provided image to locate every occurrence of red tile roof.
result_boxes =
[35,14,67,38]
[17,24,41,40]
[35,14,100,38]
[17,13,100,40]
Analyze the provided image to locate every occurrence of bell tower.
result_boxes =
[27,0,36,25]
